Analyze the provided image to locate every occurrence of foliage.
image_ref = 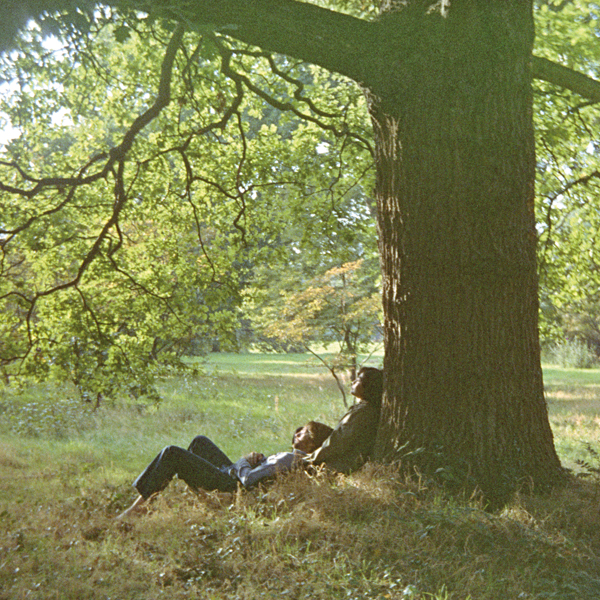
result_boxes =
[534,0,600,351]
[0,16,242,399]
[250,259,381,367]
[0,10,373,400]
[247,257,381,403]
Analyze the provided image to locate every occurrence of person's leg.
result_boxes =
[133,445,238,499]
[187,436,233,469]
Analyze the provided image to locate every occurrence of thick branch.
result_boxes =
[5,1,600,106]
[157,1,600,105]
[153,0,377,85]
[533,55,600,104]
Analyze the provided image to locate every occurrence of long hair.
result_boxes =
[358,367,383,404]
[292,421,333,451]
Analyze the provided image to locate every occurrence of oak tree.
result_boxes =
[2,0,600,503]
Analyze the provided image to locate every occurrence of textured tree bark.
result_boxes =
[370,2,564,504]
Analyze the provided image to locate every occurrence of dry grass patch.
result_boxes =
[3,461,600,599]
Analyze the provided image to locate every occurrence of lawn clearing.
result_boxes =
[544,364,600,474]
[1,355,600,599]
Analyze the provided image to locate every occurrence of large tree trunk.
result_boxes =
[370,2,564,504]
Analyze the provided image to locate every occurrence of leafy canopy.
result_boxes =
[0,8,375,400]
[1,0,600,400]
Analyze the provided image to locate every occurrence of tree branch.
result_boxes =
[303,344,348,408]
[5,1,600,107]
[1,23,185,200]
[154,0,377,86]
[533,56,600,104]
[110,22,185,160]
[159,1,600,105]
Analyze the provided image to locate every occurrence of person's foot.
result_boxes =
[116,495,147,519]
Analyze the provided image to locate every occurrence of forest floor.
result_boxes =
[1,353,600,599]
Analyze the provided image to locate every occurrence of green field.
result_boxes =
[1,354,600,599]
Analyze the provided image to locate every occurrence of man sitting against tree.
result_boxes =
[306,366,383,474]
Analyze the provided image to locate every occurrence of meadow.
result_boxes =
[1,353,600,599]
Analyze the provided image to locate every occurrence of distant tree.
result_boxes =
[250,259,381,404]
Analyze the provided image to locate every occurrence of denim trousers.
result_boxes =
[133,436,239,499]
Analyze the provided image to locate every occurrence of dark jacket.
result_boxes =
[306,400,380,474]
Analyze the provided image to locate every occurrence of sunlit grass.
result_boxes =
[1,354,600,599]
[544,363,600,473]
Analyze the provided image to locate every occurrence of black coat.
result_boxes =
[307,400,380,474]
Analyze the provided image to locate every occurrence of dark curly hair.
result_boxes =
[355,367,383,404]
[292,421,333,451]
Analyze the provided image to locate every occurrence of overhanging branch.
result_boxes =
[5,1,600,107]
[153,0,377,85]
[533,55,600,104]
[157,1,600,105]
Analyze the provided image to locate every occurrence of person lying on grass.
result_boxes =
[116,420,333,519]
[306,366,383,474]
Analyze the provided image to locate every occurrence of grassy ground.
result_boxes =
[1,354,600,599]
[544,365,600,474]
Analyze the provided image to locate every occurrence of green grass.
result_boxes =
[1,354,600,599]
[544,365,600,387]
[544,364,600,473]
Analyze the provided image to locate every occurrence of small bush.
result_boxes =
[545,339,598,369]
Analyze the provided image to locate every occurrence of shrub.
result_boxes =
[545,339,598,369]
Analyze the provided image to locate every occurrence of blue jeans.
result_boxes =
[133,436,238,499]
